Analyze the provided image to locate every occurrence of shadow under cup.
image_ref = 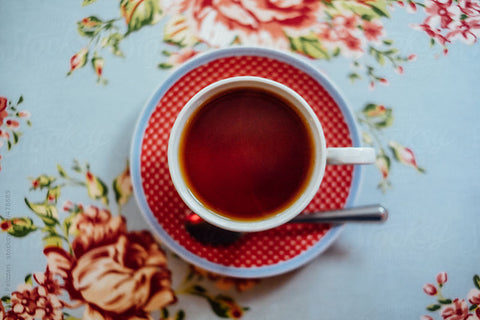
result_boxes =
[168,76,326,232]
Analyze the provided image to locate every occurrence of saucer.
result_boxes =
[130,47,362,278]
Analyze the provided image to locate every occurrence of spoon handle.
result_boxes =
[291,204,388,223]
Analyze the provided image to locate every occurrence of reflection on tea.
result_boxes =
[179,87,314,221]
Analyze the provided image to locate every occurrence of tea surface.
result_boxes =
[179,88,314,221]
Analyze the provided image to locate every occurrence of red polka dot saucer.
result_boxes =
[130,47,363,278]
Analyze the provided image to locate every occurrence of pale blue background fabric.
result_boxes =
[1,1,479,319]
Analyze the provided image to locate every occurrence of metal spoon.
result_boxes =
[185,204,388,246]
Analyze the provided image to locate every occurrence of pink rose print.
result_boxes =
[181,0,323,48]
[44,206,176,320]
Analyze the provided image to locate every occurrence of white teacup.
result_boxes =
[168,76,374,232]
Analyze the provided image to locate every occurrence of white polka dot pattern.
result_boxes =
[140,55,354,268]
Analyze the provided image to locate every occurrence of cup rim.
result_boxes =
[167,76,327,232]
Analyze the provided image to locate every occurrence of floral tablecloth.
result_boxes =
[1,1,479,319]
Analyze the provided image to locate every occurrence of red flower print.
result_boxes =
[44,208,176,320]
[0,97,8,126]
[440,299,470,320]
[226,301,244,319]
[364,104,387,117]
[92,53,106,83]
[0,130,9,139]
[67,48,88,75]
[468,288,480,305]
[80,17,101,28]
[467,307,480,320]
[70,205,126,256]
[389,141,425,172]
[409,1,418,12]
[92,55,104,78]
[317,23,336,41]
[11,286,37,316]
[341,32,364,51]
[0,220,12,231]
[333,14,359,30]
[425,0,456,28]
[5,119,19,129]
[417,23,451,45]
[16,111,30,118]
[446,19,480,44]
[421,316,435,320]
[376,156,390,179]
[318,13,369,55]
[31,179,40,189]
[363,20,384,41]
[180,0,323,48]
[2,310,27,320]
[413,0,480,47]
[0,97,7,109]
[458,0,480,16]
[10,284,61,319]
[32,287,63,320]
[62,200,74,212]
[33,270,62,296]
[437,272,448,285]
[424,283,438,295]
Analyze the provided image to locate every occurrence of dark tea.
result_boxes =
[179,87,314,221]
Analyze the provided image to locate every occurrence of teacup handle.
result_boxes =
[326,147,376,165]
